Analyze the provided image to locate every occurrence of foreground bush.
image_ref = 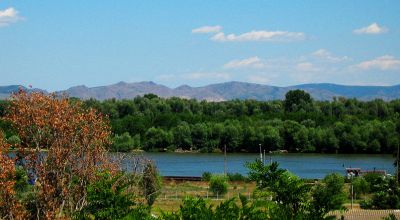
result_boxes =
[161,196,268,220]
[310,173,346,217]
[76,171,135,219]
[247,160,343,219]
[141,161,162,207]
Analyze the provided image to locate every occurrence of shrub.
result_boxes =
[140,161,162,207]
[76,171,137,219]
[363,173,385,192]
[161,196,269,220]
[310,173,346,217]
[6,135,20,149]
[202,172,211,181]
[227,172,247,182]
[352,177,370,198]
[369,177,400,209]
[359,200,373,209]
[14,166,29,195]
[209,174,228,196]
[382,213,398,220]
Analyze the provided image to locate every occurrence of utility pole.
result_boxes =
[263,150,266,165]
[270,154,272,165]
[397,143,399,184]
[351,174,354,209]
[224,144,227,176]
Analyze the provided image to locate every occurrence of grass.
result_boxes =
[152,179,256,214]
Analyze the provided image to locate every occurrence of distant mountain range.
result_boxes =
[2,81,400,101]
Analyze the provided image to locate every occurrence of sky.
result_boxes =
[0,1,399,91]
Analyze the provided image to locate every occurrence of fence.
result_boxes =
[329,209,400,220]
[158,188,253,201]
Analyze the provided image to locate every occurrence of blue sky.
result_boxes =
[0,1,399,91]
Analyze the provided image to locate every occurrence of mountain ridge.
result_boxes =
[1,81,400,101]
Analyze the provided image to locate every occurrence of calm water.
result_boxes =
[126,152,395,179]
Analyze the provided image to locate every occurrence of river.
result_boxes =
[120,152,396,179]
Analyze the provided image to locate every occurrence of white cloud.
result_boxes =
[211,30,305,42]
[0,7,22,27]
[312,49,350,63]
[192,25,222,34]
[183,72,231,80]
[353,23,388,35]
[355,55,400,70]
[247,75,271,84]
[296,62,319,72]
[223,56,264,69]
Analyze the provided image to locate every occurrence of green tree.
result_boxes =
[144,127,173,151]
[111,132,137,152]
[246,161,310,217]
[352,177,370,199]
[284,90,313,112]
[172,122,192,150]
[310,173,346,218]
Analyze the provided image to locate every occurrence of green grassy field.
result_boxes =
[152,180,256,213]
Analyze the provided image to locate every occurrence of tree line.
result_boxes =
[1,90,400,154]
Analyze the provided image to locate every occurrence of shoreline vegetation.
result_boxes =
[2,90,400,156]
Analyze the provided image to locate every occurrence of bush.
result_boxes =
[76,171,137,219]
[227,172,247,182]
[14,166,29,195]
[140,161,162,207]
[202,172,211,181]
[7,135,20,149]
[352,177,370,198]
[359,200,373,209]
[160,196,268,220]
[363,173,385,192]
[209,174,228,196]
[370,177,400,209]
[310,173,346,218]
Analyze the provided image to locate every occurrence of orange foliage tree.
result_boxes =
[0,132,26,219]
[3,90,115,219]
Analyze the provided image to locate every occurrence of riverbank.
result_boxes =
[136,152,395,179]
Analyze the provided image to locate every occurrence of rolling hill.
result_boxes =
[1,81,400,101]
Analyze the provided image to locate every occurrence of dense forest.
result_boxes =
[1,90,400,154]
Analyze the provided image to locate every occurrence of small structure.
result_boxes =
[345,168,387,178]
[346,168,361,177]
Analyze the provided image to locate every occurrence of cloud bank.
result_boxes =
[0,7,22,27]
[353,23,388,35]
[355,55,400,70]
[193,25,306,42]
[192,25,222,34]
